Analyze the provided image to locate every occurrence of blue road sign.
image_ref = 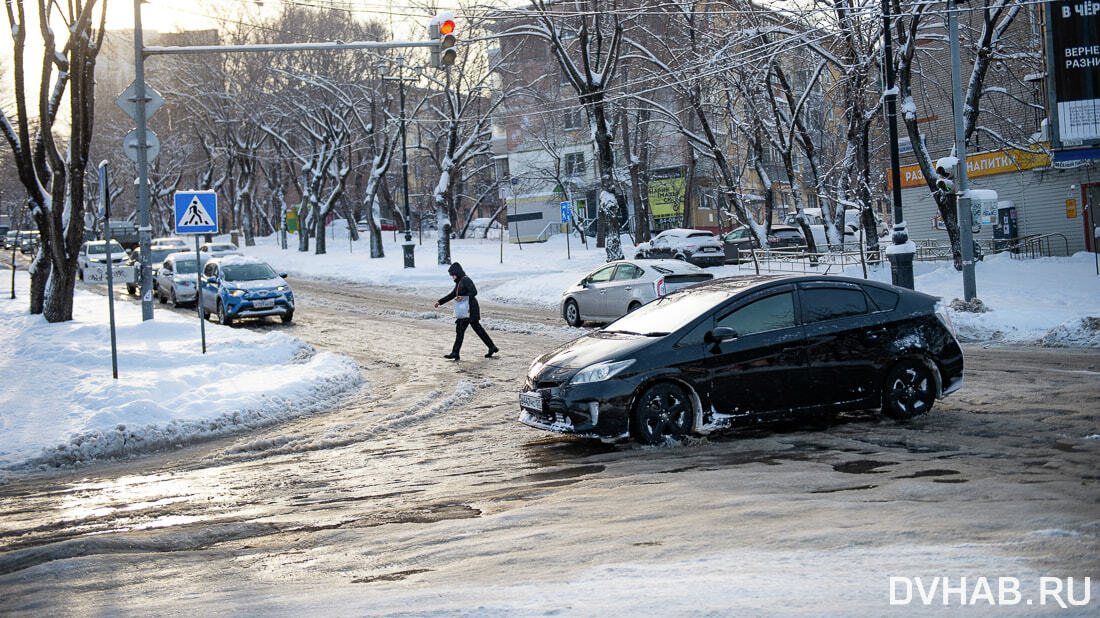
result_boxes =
[560,201,571,223]
[174,191,218,234]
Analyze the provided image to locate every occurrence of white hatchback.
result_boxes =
[561,259,713,326]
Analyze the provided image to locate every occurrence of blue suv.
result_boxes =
[200,256,294,325]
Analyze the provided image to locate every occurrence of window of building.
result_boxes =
[494,157,510,181]
[565,152,585,176]
[564,107,584,130]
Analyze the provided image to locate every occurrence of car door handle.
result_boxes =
[624,286,632,291]
[865,328,887,340]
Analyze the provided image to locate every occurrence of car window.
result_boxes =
[175,259,198,275]
[588,265,616,283]
[605,289,731,335]
[725,229,745,240]
[203,263,217,277]
[717,292,796,336]
[674,317,713,348]
[222,263,277,281]
[801,287,869,323]
[87,242,124,255]
[687,232,712,238]
[864,286,899,312]
[162,260,173,273]
[612,264,641,281]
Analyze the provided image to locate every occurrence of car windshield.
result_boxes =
[222,263,277,281]
[149,248,175,262]
[173,259,198,274]
[88,242,124,255]
[603,289,731,336]
[212,244,236,251]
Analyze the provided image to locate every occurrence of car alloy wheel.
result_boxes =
[883,360,936,419]
[631,382,693,445]
[564,299,582,327]
[281,310,294,324]
[218,300,233,326]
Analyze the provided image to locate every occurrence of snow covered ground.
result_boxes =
[0,271,361,472]
[246,227,1100,346]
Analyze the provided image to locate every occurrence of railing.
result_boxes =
[989,233,1070,259]
[533,222,559,243]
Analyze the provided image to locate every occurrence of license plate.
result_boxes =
[520,392,543,412]
[252,299,275,309]
[702,247,718,252]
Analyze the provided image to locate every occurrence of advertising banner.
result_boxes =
[648,167,686,220]
[1044,1,1100,148]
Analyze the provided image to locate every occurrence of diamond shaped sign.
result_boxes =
[115,80,165,123]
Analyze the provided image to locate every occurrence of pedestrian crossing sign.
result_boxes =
[174,191,218,234]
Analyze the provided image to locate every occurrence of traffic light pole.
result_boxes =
[128,3,447,299]
[949,0,978,301]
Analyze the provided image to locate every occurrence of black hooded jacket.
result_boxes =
[437,262,481,320]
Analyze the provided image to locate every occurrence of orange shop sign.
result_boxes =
[888,148,1050,190]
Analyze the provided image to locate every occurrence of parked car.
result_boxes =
[634,228,725,267]
[356,217,398,233]
[77,239,127,280]
[520,274,964,444]
[200,256,294,325]
[156,252,200,307]
[19,231,40,254]
[125,245,178,295]
[152,237,191,252]
[561,259,713,327]
[4,231,19,250]
[198,242,241,258]
[721,224,805,264]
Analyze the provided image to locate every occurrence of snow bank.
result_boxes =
[0,272,362,471]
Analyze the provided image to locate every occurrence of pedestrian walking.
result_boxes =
[435,262,499,361]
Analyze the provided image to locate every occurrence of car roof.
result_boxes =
[208,255,265,266]
[165,251,196,261]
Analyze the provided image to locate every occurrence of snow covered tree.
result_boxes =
[1,0,107,321]
[892,0,1029,268]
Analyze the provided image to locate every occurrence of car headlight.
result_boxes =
[277,285,288,292]
[228,289,245,297]
[570,359,636,385]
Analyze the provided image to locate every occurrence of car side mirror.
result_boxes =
[205,276,217,284]
[581,279,590,288]
[279,273,288,279]
[705,327,738,343]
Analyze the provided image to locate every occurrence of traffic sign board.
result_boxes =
[115,81,165,123]
[560,201,571,223]
[174,191,219,234]
[123,129,160,164]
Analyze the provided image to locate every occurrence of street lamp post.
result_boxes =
[384,57,419,268]
[882,0,914,290]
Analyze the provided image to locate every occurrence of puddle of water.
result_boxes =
[832,460,897,474]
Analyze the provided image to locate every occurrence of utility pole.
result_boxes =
[383,57,420,268]
[882,0,914,289]
[949,0,978,301]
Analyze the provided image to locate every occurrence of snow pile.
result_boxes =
[0,272,362,470]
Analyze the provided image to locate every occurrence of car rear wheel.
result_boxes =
[563,299,582,327]
[631,382,693,445]
[217,300,233,326]
[882,359,936,419]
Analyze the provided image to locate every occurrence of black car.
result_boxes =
[520,274,963,444]
[721,225,805,264]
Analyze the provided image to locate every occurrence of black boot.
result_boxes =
[443,352,459,361]
[484,346,499,358]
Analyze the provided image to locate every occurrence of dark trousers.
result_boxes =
[452,318,494,355]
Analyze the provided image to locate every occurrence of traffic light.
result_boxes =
[429,14,457,68]
[934,157,956,194]
[438,18,457,66]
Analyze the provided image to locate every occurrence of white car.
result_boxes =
[561,259,713,326]
[634,228,725,267]
[152,237,191,252]
[198,242,242,258]
[77,240,127,280]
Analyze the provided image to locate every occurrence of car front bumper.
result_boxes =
[225,295,294,318]
[519,371,636,439]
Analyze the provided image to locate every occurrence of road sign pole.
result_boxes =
[101,163,119,378]
[196,234,206,354]
[133,0,153,321]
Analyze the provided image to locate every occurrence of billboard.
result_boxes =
[1044,1,1100,149]
[888,147,1051,190]
[648,166,686,221]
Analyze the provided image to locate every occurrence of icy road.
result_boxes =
[1,279,1097,614]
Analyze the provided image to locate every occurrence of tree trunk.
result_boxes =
[437,207,452,265]
[314,205,327,255]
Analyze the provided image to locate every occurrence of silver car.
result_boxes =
[198,242,242,258]
[155,252,200,307]
[152,236,191,252]
[561,259,713,326]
